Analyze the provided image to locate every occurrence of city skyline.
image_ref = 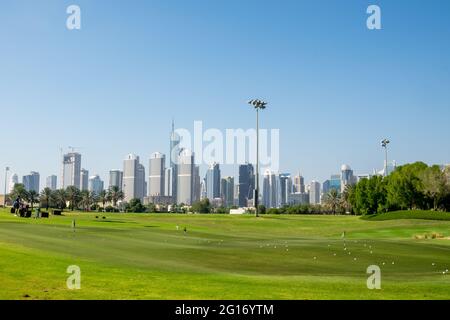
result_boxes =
[1,1,450,190]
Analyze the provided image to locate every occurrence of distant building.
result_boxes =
[288,192,309,205]
[109,170,123,191]
[238,163,255,207]
[148,152,165,196]
[88,175,104,195]
[123,154,145,202]
[279,173,292,206]
[9,173,18,193]
[220,176,234,207]
[340,164,356,193]
[309,180,321,205]
[80,169,89,191]
[46,175,57,191]
[177,149,194,205]
[262,169,281,208]
[323,174,341,194]
[205,162,221,200]
[293,173,305,193]
[62,152,81,189]
[169,120,181,200]
[23,172,40,193]
[193,165,201,203]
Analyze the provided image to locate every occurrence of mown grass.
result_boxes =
[361,210,450,221]
[0,208,449,299]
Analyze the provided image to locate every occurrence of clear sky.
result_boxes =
[1,0,449,189]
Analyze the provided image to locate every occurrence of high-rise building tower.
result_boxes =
[177,149,194,205]
[9,173,18,193]
[169,120,181,200]
[340,164,356,192]
[80,169,89,191]
[123,154,145,202]
[46,175,57,191]
[293,173,305,193]
[205,162,221,200]
[88,175,104,195]
[220,176,235,207]
[262,170,281,208]
[309,180,321,205]
[22,171,40,193]
[62,152,81,189]
[238,163,255,207]
[109,170,123,190]
[279,173,292,206]
[193,165,201,203]
[148,152,165,196]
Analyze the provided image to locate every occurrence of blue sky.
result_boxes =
[1,0,450,188]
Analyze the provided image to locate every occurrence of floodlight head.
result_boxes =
[248,99,268,109]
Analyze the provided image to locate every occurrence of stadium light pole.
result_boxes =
[381,139,390,177]
[248,99,267,217]
[3,166,9,207]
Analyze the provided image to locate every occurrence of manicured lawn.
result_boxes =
[0,208,449,299]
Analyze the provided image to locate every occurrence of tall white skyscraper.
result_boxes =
[205,162,221,200]
[262,169,281,208]
[62,152,81,189]
[46,175,57,191]
[9,173,18,193]
[293,173,305,193]
[80,169,89,191]
[309,180,321,205]
[88,175,104,195]
[148,152,165,196]
[123,154,145,202]
[170,120,181,200]
[109,170,123,190]
[177,149,194,205]
[193,165,201,203]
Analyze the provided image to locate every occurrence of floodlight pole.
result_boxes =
[4,167,9,207]
[255,106,259,217]
[381,139,390,177]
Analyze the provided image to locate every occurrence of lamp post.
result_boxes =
[248,99,267,217]
[4,166,9,207]
[381,139,390,177]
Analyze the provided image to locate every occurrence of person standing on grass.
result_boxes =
[72,219,76,232]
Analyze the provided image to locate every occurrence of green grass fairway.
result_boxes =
[0,209,449,300]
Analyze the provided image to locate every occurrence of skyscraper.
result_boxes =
[169,120,181,200]
[123,154,145,202]
[177,149,194,205]
[193,165,201,203]
[340,164,356,192]
[109,170,123,190]
[262,169,281,208]
[62,152,81,189]
[293,173,305,193]
[279,173,292,206]
[148,152,165,196]
[88,175,104,195]
[9,173,18,193]
[22,172,40,193]
[46,175,57,191]
[323,174,341,194]
[309,180,321,205]
[80,168,89,191]
[238,163,255,207]
[205,162,221,200]
[220,176,234,207]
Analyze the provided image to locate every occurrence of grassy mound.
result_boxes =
[361,210,450,221]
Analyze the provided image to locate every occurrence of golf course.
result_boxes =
[0,208,449,300]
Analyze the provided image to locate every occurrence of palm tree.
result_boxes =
[80,190,97,211]
[52,189,67,211]
[341,184,355,215]
[65,186,81,211]
[40,188,53,211]
[324,188,341,215]
[98,190,108,211]
[107,186,124,207]
[26,190,39,210]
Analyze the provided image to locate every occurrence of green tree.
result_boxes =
[9,183,29,202]
[107,186,124,207]
[26,190,39,210]
[191,198,211,213]
[80,190,97,211]
[40,187,53,211]
[65,186,81,211]
[323,188,341,214]
[51,189,67,210]
[98,190,108,211]
[125,198,145,213]
[420,165,448,210]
